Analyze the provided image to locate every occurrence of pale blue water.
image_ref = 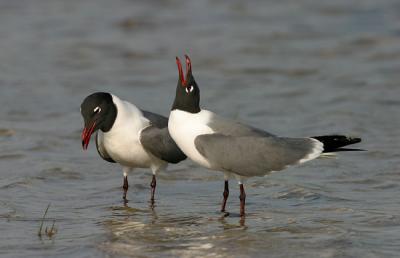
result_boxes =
[0,0,399,257]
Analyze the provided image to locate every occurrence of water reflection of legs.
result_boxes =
[149,205,158,224]
[217,213,247,229]
[123,197,129,207]
[239,216,246,227]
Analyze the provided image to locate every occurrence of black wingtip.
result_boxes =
[311,135,363,153]
[331,147,366,152]
[347,137,362,144]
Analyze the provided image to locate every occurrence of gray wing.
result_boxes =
[195,134,322,177]
[95,132,116,163]
[140,110,186,163]
[141,110,168,128]
[207,114,275,137]
[140,126,187,164]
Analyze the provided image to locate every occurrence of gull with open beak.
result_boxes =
[168,55,362,217]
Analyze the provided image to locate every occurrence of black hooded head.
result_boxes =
[80,92,117,149]
[171,55,201,113]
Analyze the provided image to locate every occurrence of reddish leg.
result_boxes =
[239,184,246,217]
[123,175,129,201]
[221,180,229,212]
[150,175,156,204]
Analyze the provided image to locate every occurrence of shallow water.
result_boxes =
[1,0,399,257]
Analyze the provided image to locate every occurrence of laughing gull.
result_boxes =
[81,92,186,203]
[168,55,362,217]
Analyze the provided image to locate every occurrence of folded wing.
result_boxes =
[195,134,323,177]
[140,110,186,164]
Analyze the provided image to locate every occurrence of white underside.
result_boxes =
[168,109,215,168]
[100,95,167,173]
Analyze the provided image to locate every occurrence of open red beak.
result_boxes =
[81,122,96,150]
[176,55,192,86]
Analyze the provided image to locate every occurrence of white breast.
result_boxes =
[101,95,153,168]
[168,109,214,168]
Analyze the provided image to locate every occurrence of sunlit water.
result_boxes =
[0,0,399,257]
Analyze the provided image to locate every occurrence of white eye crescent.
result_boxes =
[93,106,101,113]
[185,85,194,93]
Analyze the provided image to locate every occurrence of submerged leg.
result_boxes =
[221,180,229,212]
[123,175,128,200]
[150,175,157,204]
[122,167,131,201]
[239,184,246,217]
[149,166,165,206]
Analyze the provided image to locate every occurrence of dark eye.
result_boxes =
[185,85,194,93]
[93,106,101,113]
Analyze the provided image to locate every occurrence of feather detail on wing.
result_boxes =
[141,110,168,128]
[195,134,323,177]
[139,109,187,163]
[140,126,186,163]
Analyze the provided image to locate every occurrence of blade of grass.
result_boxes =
[38,203,51,237]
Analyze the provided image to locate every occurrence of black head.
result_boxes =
[171,55,201,113]
[80,92,117,150]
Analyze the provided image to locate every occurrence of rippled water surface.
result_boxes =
[1,0,399,257]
